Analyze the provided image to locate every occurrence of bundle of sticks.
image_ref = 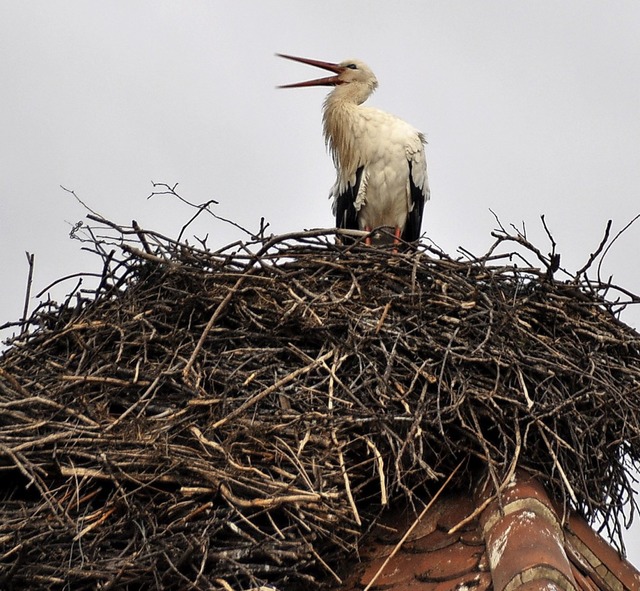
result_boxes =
[1,216,639,589]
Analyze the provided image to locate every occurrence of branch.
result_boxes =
[574,219,612,281]
[20,252,35,332]
[597,213,640,283]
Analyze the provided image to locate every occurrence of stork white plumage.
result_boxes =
[278,53,430,245]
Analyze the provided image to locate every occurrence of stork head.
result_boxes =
[277,53,378,104]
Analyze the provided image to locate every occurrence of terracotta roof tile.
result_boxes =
[341,471,640,591]
[402,527,459,553]
[566,514,640,591]
[412,541,482,581]
[478,473,578,591]
[572,565,604,591]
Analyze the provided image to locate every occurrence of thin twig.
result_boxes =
[20,252,35,332]
[575,219,612,280]
[211,350,334,429]
[597,213,640,283]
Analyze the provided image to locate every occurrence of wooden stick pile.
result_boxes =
[1,217,639,589]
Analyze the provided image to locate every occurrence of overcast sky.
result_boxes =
[1,0,640,559]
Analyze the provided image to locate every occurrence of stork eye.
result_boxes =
[346,63,357,70]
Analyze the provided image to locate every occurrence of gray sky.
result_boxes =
[2,0,640,560]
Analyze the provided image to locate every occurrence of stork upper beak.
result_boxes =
[277,53,346,88]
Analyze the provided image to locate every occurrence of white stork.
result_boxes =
[278,53,430,245]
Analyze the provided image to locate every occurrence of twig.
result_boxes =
[332,430,361,526]
[364,437,387,505]
[597,213,640,283]
[132,220,152,254]
[575,219,612,280]
[20,252,35,332]
[183,276,248,383]
[211,350,334,429]
[60,185,104,218]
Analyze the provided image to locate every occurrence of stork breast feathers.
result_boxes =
[324,101,430,211]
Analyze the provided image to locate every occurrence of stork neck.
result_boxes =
[326,82,372,107]
[322,98,363,174]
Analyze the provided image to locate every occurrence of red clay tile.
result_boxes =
[402,526,458,553]
[571,564,602,591]
[435,495,477,532]
[566,514,640,591]
[359,542,398,562]
[460,527,484,546]
[430,571,492,591]
[477,471,579,591]
[477,549,491,573]
[413,541,482,581]
[484,509,573,585]
[375,507,440,545]
[341,471,640,591]
[360,550,434,587]
[358,531,482,589]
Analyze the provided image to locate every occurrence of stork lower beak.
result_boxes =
[277,53,345,88]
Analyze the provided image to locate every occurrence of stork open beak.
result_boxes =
[277,53,346,88]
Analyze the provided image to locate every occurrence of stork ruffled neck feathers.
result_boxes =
[322,60,378,175]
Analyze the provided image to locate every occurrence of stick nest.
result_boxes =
[1,215,640,590]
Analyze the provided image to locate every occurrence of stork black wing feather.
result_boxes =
[335,166,364,233]
[401,162,425,242]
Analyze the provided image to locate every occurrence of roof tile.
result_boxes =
[412,541,482,581]
[478,472,578,591]
[341,471,640,591]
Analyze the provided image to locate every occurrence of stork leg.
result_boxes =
[364,226,372,246]
[392,226,403,252]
